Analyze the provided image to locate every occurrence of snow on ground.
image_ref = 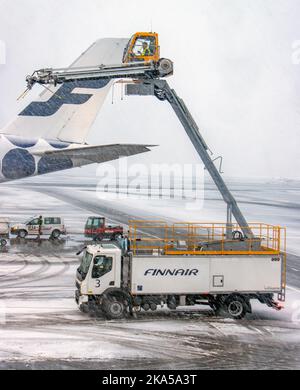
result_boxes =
[13,173,299,254]
[0,175,300,369]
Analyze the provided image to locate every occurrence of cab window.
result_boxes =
[86,218,93,228]
[92,219,100,228]
[92,256,113,279]
[94,218,104,228]
[86,218,104,229]
[27,218,39,225]
[132,37,156,57]
[79,251,93,276]
[44,217,61,225]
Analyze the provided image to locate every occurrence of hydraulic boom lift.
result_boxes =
[25,32,254,239]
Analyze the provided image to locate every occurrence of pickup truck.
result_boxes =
[84,216,123,241]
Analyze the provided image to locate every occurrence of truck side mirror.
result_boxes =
[76,246,87,256]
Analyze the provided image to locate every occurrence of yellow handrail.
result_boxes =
[128,220,286,257]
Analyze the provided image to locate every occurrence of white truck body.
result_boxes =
[76,245,284,300]
[130,255,282,295]
[75,244,285,319]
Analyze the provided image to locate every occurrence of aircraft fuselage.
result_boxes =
[0,134,74,183]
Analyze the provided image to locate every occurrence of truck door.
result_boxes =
[42,217,53,235]
[27,218,40,235]
[92,218,105,236]
[89,254,115,294]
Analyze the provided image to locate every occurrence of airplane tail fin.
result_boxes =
[1,38,128,144]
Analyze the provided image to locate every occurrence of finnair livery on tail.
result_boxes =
[0,38,151,183]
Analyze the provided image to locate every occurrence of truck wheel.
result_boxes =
[225,296,247,319]
[0,239,7,247]
[79,303,89,314]
[51,230,61,239]
[142,303,150,311]
[18,230,27,239]
[102,296,125,320]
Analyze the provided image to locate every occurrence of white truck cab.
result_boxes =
[76,244,125,319]
[77,244,122,295]
[11,216,66,239]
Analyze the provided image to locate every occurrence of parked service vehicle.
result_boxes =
[0,217,9,247]
[11,216,66,239]
[84,216,123,241]
[75,221,286,320]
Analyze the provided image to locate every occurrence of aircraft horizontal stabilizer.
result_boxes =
[32,143,154,166]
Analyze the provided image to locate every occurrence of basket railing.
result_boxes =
[128,221,286,257]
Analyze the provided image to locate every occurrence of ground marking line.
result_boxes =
[287,285,300,293]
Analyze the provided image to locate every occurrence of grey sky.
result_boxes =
[0,0,299,178]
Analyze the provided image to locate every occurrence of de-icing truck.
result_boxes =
[75,221,286,320]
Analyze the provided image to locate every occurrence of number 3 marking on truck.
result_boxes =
[95,280,101,288]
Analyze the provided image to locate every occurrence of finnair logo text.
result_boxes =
[144,269,199,276]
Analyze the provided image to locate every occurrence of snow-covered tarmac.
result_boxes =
[0,174,300,369]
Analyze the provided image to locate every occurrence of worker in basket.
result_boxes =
[140,41,151,57]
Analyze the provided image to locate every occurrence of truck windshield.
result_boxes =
[85,218,93,228]
[79,251,93,276]
[27,218,39,226]
[92,256,113,279]
[132,36,156,57]
[24,217,35,225]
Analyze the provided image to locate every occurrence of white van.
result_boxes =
[11,216,66,239]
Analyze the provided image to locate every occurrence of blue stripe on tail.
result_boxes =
[19,79,111,117]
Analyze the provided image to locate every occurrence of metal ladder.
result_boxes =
[126,79,254,239]
[25,60,173,90]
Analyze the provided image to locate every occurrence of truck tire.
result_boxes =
[225,295,247,319]
[18,230,27,239]
[142,303,150,311]
[0,238,7,247]
[79,303,89,314]
[51,230,61,239]
[102,296,125,320]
